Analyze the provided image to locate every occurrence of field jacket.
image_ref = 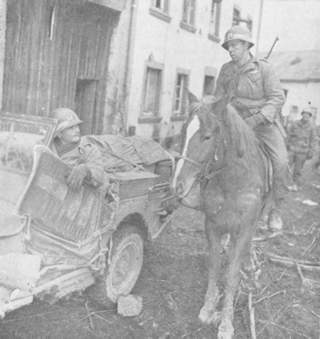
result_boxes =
[287,120,317,154]
[52,136,105,187]
[215,57,285,124]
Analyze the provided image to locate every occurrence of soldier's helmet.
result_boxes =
[52,107,83,135]
[222,25,254,50]
[301,107,313,117]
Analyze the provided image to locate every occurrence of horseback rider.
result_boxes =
[214,25,289,230]
[50,107,105,190]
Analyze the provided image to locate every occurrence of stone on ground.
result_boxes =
[117,294,143,317]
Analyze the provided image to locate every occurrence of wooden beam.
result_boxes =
[88,0,127,11]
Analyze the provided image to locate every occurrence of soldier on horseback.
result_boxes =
[215,25,288,230]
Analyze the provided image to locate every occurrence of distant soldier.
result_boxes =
[215,25,288,230]
[287,107,317,190]
[51,107,105,190]
[313,126,320,171]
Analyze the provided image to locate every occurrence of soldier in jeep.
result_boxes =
[50,107,105,190]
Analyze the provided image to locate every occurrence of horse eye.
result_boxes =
[201,134,211,141]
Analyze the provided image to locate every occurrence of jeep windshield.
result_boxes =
[0,113,56,216]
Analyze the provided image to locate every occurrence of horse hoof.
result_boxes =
[199,306,212,324]
[199,307,221,325]
[268,209,283,231]
[218,321,234,339]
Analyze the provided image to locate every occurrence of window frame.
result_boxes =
[149,0,171,22]
[172,68,190,120]
[150,0,169,13]
[180,0,197,33]
[202,66,217,97]
[139,60,164,123]
[208,0,221,42]
[232,6,241,26]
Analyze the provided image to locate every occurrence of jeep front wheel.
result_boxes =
[105,225,144,302]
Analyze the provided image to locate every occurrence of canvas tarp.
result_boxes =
[85,135,172,172]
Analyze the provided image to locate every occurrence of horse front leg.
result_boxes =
[199,217,223,324]
[219,196,261,339]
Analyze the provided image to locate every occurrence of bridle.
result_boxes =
[177,155,202,168]
[176,130,227,199]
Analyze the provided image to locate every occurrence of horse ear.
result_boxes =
[187,91,202,117]
[188,91,199,104]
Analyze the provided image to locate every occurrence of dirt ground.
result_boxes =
[1,163,320,339]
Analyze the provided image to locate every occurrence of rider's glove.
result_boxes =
[66,164,91,190]
[245,113,267,129]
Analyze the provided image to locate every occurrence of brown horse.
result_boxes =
[172,95,270,338]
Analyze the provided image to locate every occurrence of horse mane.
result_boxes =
[221,103,260,161]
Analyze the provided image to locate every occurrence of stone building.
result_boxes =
[106,0,263,140]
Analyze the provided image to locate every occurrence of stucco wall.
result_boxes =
[0,0,6,110]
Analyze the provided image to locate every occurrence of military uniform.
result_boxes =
[287,119,317,183]
[215,57,288,205]
[52,136,105,188]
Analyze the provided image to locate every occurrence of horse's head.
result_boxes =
[172,93,224,209]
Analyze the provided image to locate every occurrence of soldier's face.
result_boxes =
[301,113,311,123]
[227,40,249,63]
[59,125,81,144]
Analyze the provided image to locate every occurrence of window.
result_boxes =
[173,73,189,115]
[142,67,162,116]
[232,7,240,26]
[182,0,196,26]
[232,7,253,31]
[203,75,215,96]
[151,0,169,13]
[209,0,221,39]
[150,0,171,22]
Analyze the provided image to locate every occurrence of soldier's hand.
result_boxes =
[245,113,266,129]
[66,164,90,190]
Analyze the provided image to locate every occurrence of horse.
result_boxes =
[172,94,271,339]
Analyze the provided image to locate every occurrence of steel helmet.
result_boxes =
[301,107,313,116]
[52,107,82,135]
[222,25,254,50]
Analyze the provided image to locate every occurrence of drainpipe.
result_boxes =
[0,0,7,110]
[122,0,137,135]
[255,0,264,55]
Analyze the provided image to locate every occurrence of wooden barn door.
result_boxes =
[3,0,118,134]
[75,79,98,135]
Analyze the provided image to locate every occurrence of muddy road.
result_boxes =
[1,165,320,339]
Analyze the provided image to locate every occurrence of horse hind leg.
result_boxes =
[199,218,223,325]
